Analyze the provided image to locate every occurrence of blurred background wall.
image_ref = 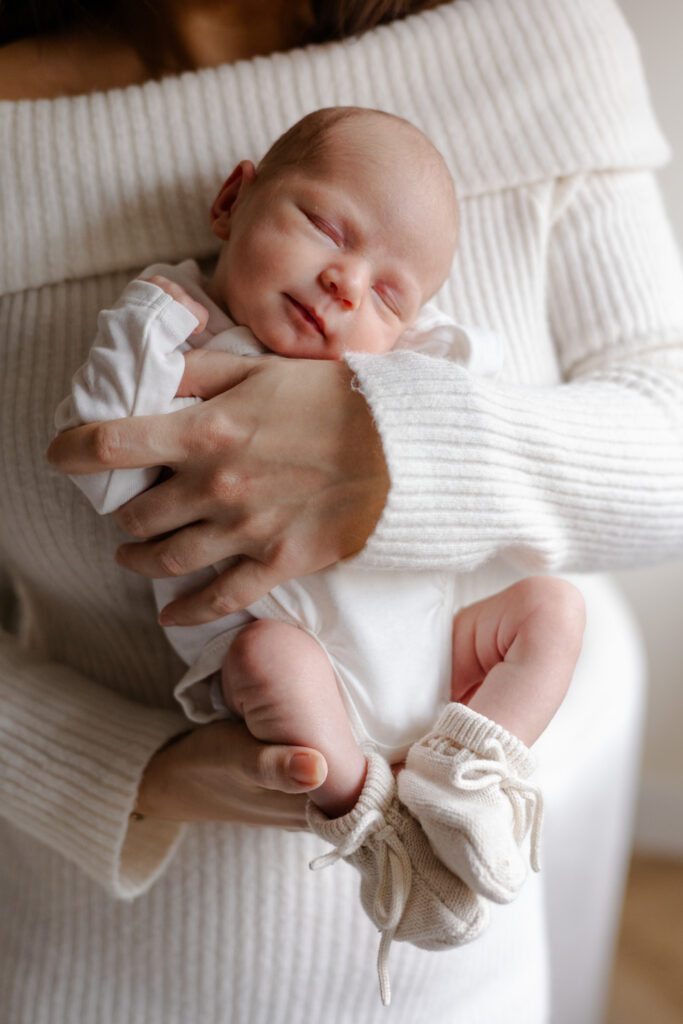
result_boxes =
[613,0,683,858]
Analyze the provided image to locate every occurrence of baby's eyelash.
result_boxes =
[305,211,342,245]
[373,286,400,317]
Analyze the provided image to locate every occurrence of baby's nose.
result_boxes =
[320,263,366,310]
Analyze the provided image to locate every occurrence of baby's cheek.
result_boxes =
[346,314,400,355]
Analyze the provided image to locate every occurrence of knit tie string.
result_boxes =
[309,809,413,1006]
[450,738,544,872]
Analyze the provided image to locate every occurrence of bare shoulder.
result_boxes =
[0,29,147,101]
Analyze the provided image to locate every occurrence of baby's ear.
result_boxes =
[210,160,257,239]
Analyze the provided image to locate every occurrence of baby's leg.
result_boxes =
[221,619,368,818]
[399,576,586,903]
[451,575,586,744]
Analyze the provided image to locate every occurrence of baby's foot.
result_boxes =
[398,703,543,904]
[307,751,489,1006]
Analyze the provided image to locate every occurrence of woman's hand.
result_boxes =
[47,353,390,624]
[135,720,328,828]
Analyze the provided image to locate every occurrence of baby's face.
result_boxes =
[209,121,457,359]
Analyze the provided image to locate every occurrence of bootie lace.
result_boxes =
[309,806,412,1006]
[449,737,544,872]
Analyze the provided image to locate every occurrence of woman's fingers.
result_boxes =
[47,356,257,471]
[113,469,209,541]
[178,349,264,399]
[116,521,243,579]
[50,358,389,617]
[158,557,288,624]
[47,409,193,473]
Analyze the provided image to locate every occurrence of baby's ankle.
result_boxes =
[309,746,368,819]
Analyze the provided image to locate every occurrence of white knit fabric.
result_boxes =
[398,703,543,904]
[1,1,682,1021]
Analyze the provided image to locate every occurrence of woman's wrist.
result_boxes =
[132,729,193,819]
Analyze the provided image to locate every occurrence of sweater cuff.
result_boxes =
[344,349,477,570]
[0,634,189,900]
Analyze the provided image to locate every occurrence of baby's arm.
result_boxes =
[450,576,586,746]
[53,273,205,514]
[141,275,209,335]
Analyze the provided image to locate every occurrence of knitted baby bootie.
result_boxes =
[306,750,489,1006]
[398,704,543,905]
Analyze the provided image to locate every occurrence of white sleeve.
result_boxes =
[346,171,683,573]
[54,279,201,515]
[0,569,189,899]
[395,302,504,379]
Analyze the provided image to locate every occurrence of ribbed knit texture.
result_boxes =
[1,1,681,1021]
[420,703,535,777]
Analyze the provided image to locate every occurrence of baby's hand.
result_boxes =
[141,274,209,335]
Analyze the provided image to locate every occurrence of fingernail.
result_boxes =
[288,753,325,787]
[158,608,176,626]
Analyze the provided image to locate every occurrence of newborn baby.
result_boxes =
[55,107,585,1004]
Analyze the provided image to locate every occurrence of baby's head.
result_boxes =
[208,106,458,359]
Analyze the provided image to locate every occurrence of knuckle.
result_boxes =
[116,506,148,539]
[190,408,235,457]
[265,535,297,570]
[254,745,280,788]
[148,275,173,294]
[237,513,264,551]
[209,589,236,619]
[157,547,186,578]
[206,467,247,504]
[90,424,122,468]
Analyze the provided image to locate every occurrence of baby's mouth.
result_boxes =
[285,295,326,338]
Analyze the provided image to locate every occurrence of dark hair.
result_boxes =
[0,1,448,49]
[307,0,446,42]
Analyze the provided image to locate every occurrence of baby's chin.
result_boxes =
[255,317,333,360]
[262,336,335,360]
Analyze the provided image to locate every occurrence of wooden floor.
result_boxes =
[604,855,683,1024]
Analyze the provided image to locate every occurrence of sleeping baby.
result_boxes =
[55,106,585,1005]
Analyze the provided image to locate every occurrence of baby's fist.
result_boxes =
[142,274,209,335]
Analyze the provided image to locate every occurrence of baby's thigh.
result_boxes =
[221,618,333,716]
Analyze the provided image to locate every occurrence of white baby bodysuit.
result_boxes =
[55,259,503,761]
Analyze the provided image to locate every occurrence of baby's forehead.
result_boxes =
[314,120,458,285]
[320,113,448,181]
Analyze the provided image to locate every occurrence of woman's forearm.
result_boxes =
[346,344,683,574]
[349,169,683,575]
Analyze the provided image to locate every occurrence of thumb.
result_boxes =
[177,349,257,399]
[248,743,328,794]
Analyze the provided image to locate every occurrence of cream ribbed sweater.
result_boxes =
[1,1,682,1021]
